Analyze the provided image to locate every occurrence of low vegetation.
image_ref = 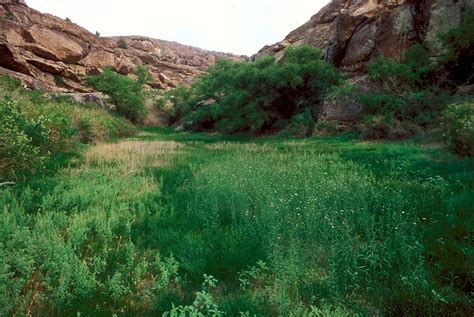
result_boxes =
[0,76,136,181]
[1,129,472,316]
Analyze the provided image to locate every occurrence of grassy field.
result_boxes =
[1,128,473,316]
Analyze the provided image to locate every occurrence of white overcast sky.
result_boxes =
[26,0,330,56]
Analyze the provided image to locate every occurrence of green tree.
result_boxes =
[85,66,149,123]
[161,45,343,134]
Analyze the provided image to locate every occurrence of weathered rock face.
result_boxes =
[256,0,473,73]
[0,0,245,92]
[256,0,473,121]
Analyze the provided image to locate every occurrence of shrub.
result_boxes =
[3,12,14,20]
[314,119,339,136]
[155,85,197,125]
[442,101,474,156]
[85,66,149,123]
[439,9,474,84]
[358,11,474,141]
[287,109,315,136]
[117,38,128,49]
[74,116,94,144]
[0,97,49,180]
[358,94,408,119]
[368,56,416,90]
[53,75,65,87]
[161,45,343,134]
[360,114,420,140]
[360,42,454,137]
[0,76,136,180]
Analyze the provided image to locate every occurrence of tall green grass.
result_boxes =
[1,129,473,316]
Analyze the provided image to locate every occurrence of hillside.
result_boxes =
[0,0,245,92]
[256,0,472,73]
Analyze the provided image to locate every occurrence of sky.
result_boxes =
[26,0,330,56]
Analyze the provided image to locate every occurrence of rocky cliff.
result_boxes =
[0,0,245,92]
[256,0,473,74]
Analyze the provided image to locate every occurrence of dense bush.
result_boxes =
[358,42,452,139]
[358,12,474,143]
[85,66,150,123]
[0,76,136,181]
[117,38,128,49]
[439,9,474,85]
[158,46,343,134]
[442,101,474,156]
[156,85,195,124]
[0,97,62,180]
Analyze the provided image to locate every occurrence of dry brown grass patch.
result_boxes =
[84,140,182,171]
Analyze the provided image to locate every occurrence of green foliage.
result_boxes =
[4,12,15,20]
[163,275,224,316]
[439,9,474,84]
[367,43,432,92]
[85,66,149,122]
[0,76,21,91]
[402,43,432,72]
[442,101,474,156]
[156,85,196,124]
[0,135,176,316]
[359,114,420,140]
[160,46,343,134]
[117,38,128,49]
[65,17,71,22]
[360,43,453,139]
[0,76,136,181]
[1,128,473,315]
[368,56,417,89]
[314,119,339,136]
[358,94,408,118]
[0,97,51,180]
[53,75,65,87]
[95,31,101,37]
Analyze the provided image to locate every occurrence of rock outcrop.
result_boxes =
[256,0,473,120]
[256,0,473,73]
[0,0,245,92]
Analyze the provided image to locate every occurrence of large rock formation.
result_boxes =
[0,0,245,92]
[256,0,473,120]
[256,0,473,73]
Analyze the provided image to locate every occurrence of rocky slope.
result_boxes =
[256,0,473,120]
[256,0,473,73]
[0,0,245,92]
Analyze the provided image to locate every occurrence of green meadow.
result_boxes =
[1,128,472,316]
